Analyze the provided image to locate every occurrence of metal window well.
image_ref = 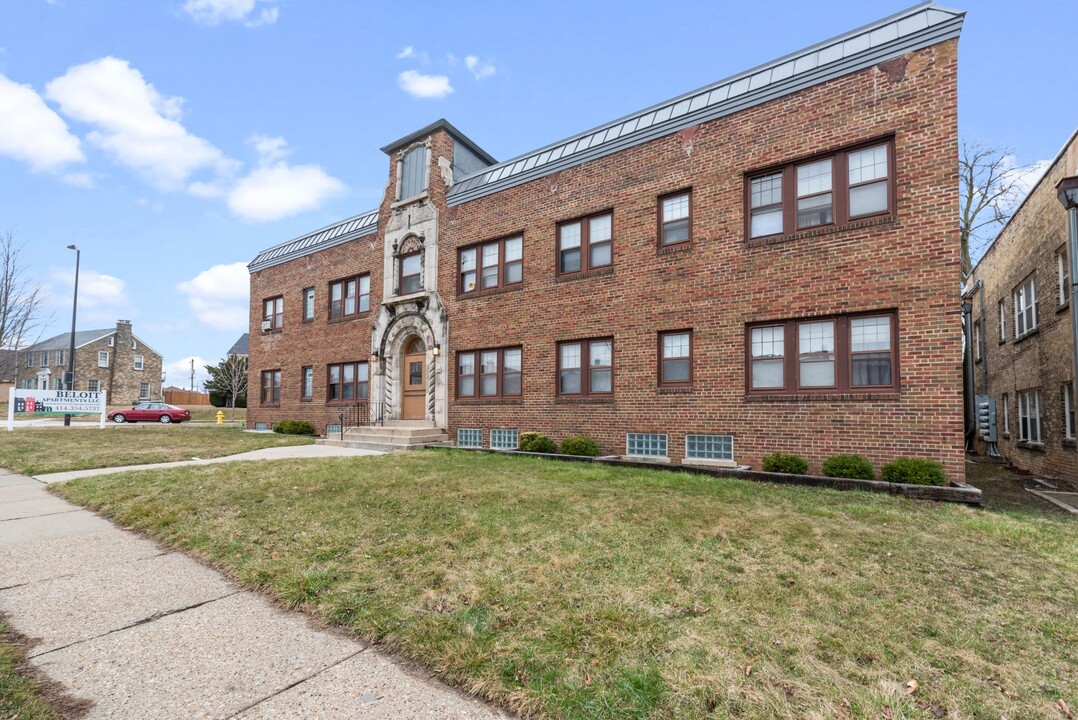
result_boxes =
[457,428,483,448]
[491,429,519,450]
[626,433,668,457]
[685,434,734,461]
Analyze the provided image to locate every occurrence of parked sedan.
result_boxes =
[108,402,192,424]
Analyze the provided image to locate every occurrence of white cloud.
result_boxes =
[177,262,249,331]
[397,46,415,59]
[45,57,234,190]
[249,133,290,163]
[398,70,453,99]
[228,163,345,222]
[465,55,496,80]
[47,266,129,324]
[61,172,95,188]
[182,0,278,27]
[0,72,84,172]
[164,356,211,391]
[1004,157,1050,204]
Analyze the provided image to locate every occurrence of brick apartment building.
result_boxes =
[967,130,1078,489]
[15,320,164,405]
[247,4,965,479]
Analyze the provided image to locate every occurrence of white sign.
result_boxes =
[7,389,107,430]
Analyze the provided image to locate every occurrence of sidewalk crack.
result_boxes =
[225,647,366,718]
[0,508,82,523]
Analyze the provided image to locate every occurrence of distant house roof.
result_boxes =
[26,329,115,352]
[228,333,249,357]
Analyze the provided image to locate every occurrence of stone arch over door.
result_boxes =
[375,311,442,424]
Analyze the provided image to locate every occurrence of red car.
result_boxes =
[108,402,191,424]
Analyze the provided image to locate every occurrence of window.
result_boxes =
[747,140,892,239]
[1018,389,1042,444]
[108,336,114,347]
[139,382,150,399]
[1001,392,1010,436]
[302,288,315,321]
[659,191,691,246]
[263,296,284,331]
[557,338,613,396]
[659,331,692,386]
[132,339,137,350]
[491,429,519,450]
[398,145,428,200]
[55,350,66,366]
[399,252,422,294]
[747,313,897,393]
[558,212,612,274]
[460,235,523,293]
[457,428,483,448]
[301,366,314,400]
[998,299,1006,343]
[134,355,144,370]
[1013,276,1038,338]
[327,362,369,402]
[25,352,33,368]
[329,275,370,319]
[98,351,109,368]
[456,347,522,398]
[39,352,47,367]
[260,370,281,405]
[1059,249,1071,306]
[626,433,668,457]
[685,434,734,462]
[1063,383,1075,441]
[87,379,100,392]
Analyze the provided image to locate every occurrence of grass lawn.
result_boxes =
[53,451,1076,719]
[0,424,313,475]
[0,623,65,720]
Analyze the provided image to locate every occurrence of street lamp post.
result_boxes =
[63,245,79,427]
[1057,176,1078,418]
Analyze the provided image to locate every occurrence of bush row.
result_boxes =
[761,452,946,486]
[515,432,600,456]
[272,419,315,435]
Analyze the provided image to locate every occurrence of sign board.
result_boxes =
[7,388,107,430]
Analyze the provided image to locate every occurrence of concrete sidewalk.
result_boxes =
[0,467,510,719]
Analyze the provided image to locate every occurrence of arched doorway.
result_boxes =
[401,335,426,419]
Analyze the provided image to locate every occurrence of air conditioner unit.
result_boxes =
[261,320,272,332]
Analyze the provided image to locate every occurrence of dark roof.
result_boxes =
[248,208,379,272]
[26,329,114,351]
[380,118,497,164]
[228,333,249,356]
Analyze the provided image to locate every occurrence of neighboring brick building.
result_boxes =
[15,320,164,405]
[967,130,1078,489]
[247,4,966,479]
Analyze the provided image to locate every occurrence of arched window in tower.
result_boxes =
[399,146,429,200]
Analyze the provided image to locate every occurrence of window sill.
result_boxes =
[1062,438,1076,448]
[261,328,283,335]
[328,312,370,325]
[386,290,428,304]
[555,266,614,283]
[300,398,313,403]
[1013,328,1040,345]
[746,391,901,402]
[658,386,694,394]
[260,404,280,409]
[391,191,428,209]
[1058,301,1071,314]
[458,283,523,301]
[747,214,895,248]
[1017,441,1045,452]
[657,241,692,256]
[555,396,614,404]
[455,397,523,405]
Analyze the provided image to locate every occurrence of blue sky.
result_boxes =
[1,0,1074,389]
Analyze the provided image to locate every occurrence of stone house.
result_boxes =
[967,129,1078,489]
[246,4,965,479]
[15,320,164,405]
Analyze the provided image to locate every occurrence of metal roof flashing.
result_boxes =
[248,208,379,272]
[445,2,964,205]
[379,118,497,165]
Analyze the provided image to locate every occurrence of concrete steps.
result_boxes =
[318,422,449,452]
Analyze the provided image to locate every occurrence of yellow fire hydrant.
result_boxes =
[216,410,224,425]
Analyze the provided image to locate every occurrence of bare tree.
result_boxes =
[0,230,48,375]
[205,354,248,421]
[960,141,1039,281]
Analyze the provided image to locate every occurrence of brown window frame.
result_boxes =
[658,189,692,248]
[326,361,369,403]
[262,296,283,331]
[745,311,899,395]
[459,234,524,294]
[745,137,895,242]
[328,274,370,320]
[398,252,422,295]
[302,287,315,322]
[557,337,614,397]
[260,369,281,405]
[658,330,693,387]
[456,346,522,399]
[300,365,313,400]
[556,210,613,276]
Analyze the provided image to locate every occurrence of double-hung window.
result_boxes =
[1001,392,1010,436]
[260,370,281,405]
[329,275,370,319]
[1017,389,1042,444]
[87,379,100,392]
[558,212,612,275]
[998,299,1006,342]
[139,382,150,399]
[55,350,66,366]
[302,288,315,321]
[263,296,283,331]
[557,338,613,396]
[399,252,422,294]
[1063,383,1075,441]
[134,354,144,370]
[301,366,314,399]
[98,351,109,368]
[747,140,893,240]
[1059,249,1071,307]
[1013,275,1037,339]
[659,331,692,386]
[39,352,48,367]
[327,362,368,402]
[659,191,691,246]
[460,235,523,293]
[456,347,522,399]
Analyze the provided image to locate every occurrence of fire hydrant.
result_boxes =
[216,410,224,425]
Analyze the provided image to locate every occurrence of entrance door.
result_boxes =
[402,336,426,420]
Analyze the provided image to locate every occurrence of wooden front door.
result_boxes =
[402,338,426,420]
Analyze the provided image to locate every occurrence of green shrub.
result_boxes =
[272,420,315,435]
[560,435,600,457]
[821,454,875,480]
[881,457,947,486]
[519,432,558,454]
[761,452,809,475]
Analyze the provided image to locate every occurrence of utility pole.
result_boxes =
[63,245,80,427]
[190,358,195,391]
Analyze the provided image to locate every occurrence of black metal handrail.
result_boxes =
[333,400,386,440]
